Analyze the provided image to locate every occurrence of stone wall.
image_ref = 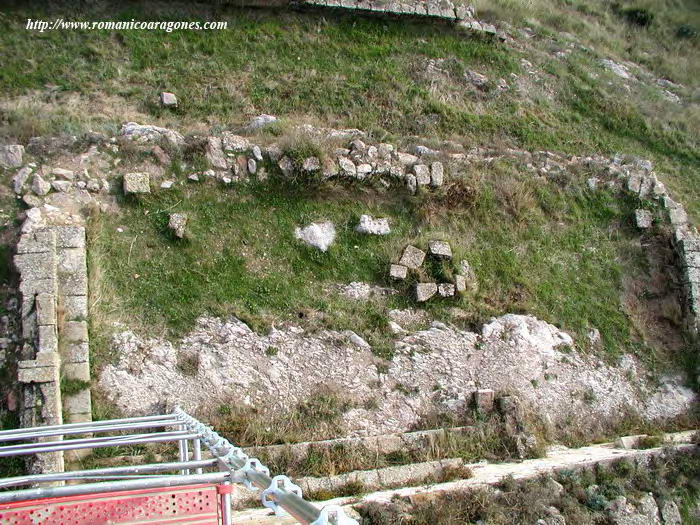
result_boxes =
[14,223,92,473]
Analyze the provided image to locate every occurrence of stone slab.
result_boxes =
[63,343,89,363]
[57,247,87,274]
[37,324,58,353]
[60,273,88,296]
[63,295,88,320]
[63,321,88,344]
[18,366,57,383]
[18,352,59,368]
[63,389,92,415]
[54,226,85,249]
[36,293,56,326]
[62,361,90,381]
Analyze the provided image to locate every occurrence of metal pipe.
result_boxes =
[0,414,177,437]
[0,432,200,457]
[220,481,232,525]
[0,472,231,504]
[0,459,218,488]
[193,439,203,474]
[178,425,188,475]
[0,419,181,442]
[0,430,195,454]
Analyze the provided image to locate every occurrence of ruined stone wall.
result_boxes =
[14,224,91,473]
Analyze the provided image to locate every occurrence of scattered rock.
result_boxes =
[660,500,681,525]
[205,136,228,170]
[278,156,294,177]
[120,122,184,147]
[151,145,171,166]
[438,283,455,297]
[160,180,174,189]
[345,330,370,349]
[355,215,390,235]
[247,159,257,175]
[390,264,408,280]
[415,282,438,302]
[222,133,249,152]
[338,156,356,177]
[160,92,178,107]
[587,177,599,190]
[466,70,489,88]
[615,434,647,450]
[356,163,372,179]
[399,245,426,269]
[635,209,653,229]
[454,274,467,293]
[123,172,150,194]
[413,164,431,186]
[31,174,51,196]
[0,145,24,168]
[187,174,200,182]
[428,240,452,259]
[168,213,188,239]
[406,174,417,194]
[587,328,601,345]
[51,167,75,180]
[430,161,444,187]
[51,180,72,193]
[415,145,438,156]
[601,59,632,80]
[244,114,277,131]
[302,157,321,172]
[294,221,336,252]
[252,145,263,162]
[396,152,419,167]
[13,166,33,194]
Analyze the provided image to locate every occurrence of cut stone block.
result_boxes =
[57,248,86,274]
[62,361,90,381]
[399,245,426,269]
[64,389,92,415]
[123,172,151,194]
[428,240,452,259]
[615,434,646,450]
[18,352,59,368]
[168,213,188,239]
[63,295,88,320]
[415,283,437,302]
[160,92,178,107]
[19,277,57,298]
[63,343,89,363]
[454,274,467,293]
[413,164,431,186]
[35,293,56,326]
[389,264,408,280]
[430,161,444,187]
[438,283,455,297]
[14,252,56,281]
[63,321,88,344]
[635,209,652,229]
[38,325,58,353]
[60,273,88,296]
[18,366,56,383]
[473,389,495,412]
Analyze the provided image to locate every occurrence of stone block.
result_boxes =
[473,389,495,412]
[635,209,652,229]
[64,389,92,415]
[63,295,88,320]
[18,352,59,368]
[36,293,56,326]
[60,273,87,296]
[18,366,56,383]
[0,145,24,168]
[63,321,88,344]
[428,240,452,259]
[684,251,700,269]
[54,227,85,249]
[62,361,90,381]
[430,161,444,187]
[438,283,455,297]
[123,172,151,194]
[413,164,431,186]
[668,205,688,226]
[14,252,56,281]
[684,267,700,285]
[57,248,86,274]
[615,434,646,450]
[454,274,467,293]
[38,325,58,353]
[415,283,437,302]
[63,343,89,363]
[390,264,408,280]
[399,245,426,269]
[160,92,178,107]
[680,236,700,254]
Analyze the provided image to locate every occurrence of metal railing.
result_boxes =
[0,407,358,525]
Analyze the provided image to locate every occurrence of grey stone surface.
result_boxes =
[438,283,455,297]
[302,157,321,171]
[206,136,228,170]
[36,294,56,326]
[0,145,24,168]
[64,321,88,343]
[31,174,51,196]
[355,215,390,235]
[51,180,72,193]
[415,282,437,302]
[63,361,90,381]
[454,274,467,293]
[473,389,495,412]
[247,158,257,175]
[55,227,85,249]
[60,272,88,296]
[244,114,277,131]
[160,92,178,107]
[406,174,417,194]
[635,209,652,229]
[57,248,86,275]
[18,366,56,383]
[123,172,151,194]
[390,264,408,280]
[63,343,89,364]
[294,221,336,252]
[430,161,444,187]
[413,164,431,186]
[428,240,452,259]
[121,122,184,146]
[278,156,295,177]
[660,500,681,525]
[222,133,250,152]
[13,166,32,194]
[399,245,426,269]
[64,389,92,415]
[168,213,188,239]
[338,156,356,177]
[52,167,75,180]
[63,295,88,320]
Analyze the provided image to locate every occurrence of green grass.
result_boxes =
[90,158,660,365]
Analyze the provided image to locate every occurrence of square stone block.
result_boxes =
[60,273,88,296]
[63,321,88,344]
[64,389,92,415]
[36,293,56,326]
[57,248,86,274]
[38,325,58,353]
[54,226,85,249]
[18,366,56,383]
[62,361,90,381]
[14,252,56,280]
[123,172,151,194]
[20,277,57,298]
[63,295,88,320]
[63,343,89,363]
[19,352,59,368]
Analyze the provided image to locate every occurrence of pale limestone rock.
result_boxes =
[399,245,426,269]
[168,213,188,239]
[416,282,437,302]
[429,240,452,259]
[390,264,408,280]
[355,215,390,235]
[0,145,24,168]
[294,221,336,252]
[160,92,178,107]
[123,172,150,194]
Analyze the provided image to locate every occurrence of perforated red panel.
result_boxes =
[0,483,220,524]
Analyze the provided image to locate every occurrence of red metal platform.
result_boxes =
[0,483,221,525]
